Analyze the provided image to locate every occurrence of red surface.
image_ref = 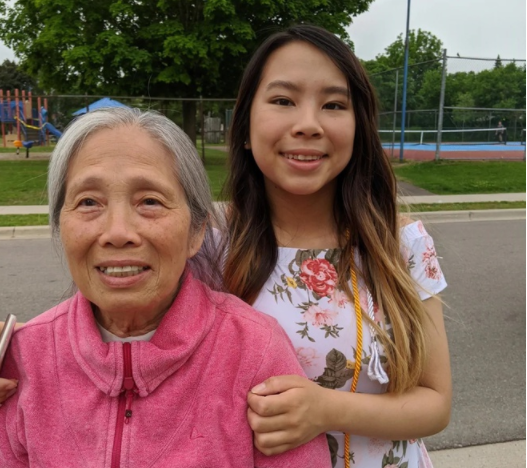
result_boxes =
[386,148,525,161]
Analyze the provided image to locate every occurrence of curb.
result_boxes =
[417,208,525,224]
[0,209,524,240]
[0,225,51,240]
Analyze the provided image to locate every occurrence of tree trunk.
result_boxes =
[182,101,197,144]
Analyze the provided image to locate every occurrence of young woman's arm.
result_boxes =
[247,296,451,456]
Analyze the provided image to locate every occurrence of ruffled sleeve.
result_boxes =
[400,220,447,300]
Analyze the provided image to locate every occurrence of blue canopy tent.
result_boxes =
[72,97,129,116]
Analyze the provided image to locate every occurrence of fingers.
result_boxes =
[247,407,291,433]
[0,379,18,404]
[254,434,293,456]
[250,374,306,396]
[248,386,302,417]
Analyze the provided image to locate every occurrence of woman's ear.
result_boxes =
[188,222,207,258]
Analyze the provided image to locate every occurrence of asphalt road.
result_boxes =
[0,219,525,451]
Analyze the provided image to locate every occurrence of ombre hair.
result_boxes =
[223,24,429,393]
[48,107,222,290]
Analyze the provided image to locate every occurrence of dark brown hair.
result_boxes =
[223,25,428,392]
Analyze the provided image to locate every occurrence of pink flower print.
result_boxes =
[299,258,338,297]
[418,442,434,468]
[328,289,348,308]
[304,305,338,327]
[373,302,381,323]
[295,347,320,369]
[422,244,442,280]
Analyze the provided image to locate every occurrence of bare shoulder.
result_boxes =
[398,214,416,228]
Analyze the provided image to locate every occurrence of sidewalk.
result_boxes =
[0,193,525,240]
[1,193,525,216]
[429,440,525,468]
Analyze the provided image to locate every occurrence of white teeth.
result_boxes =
[283,153,324,161]
[99,266,147,277]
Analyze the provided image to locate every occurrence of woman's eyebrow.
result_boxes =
[265,80,349,98]
[322,86,349,98]
[265,80,300,92]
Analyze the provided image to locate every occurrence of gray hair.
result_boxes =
[48,107,223,290]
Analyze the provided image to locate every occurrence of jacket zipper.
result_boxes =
[111,342,138,468]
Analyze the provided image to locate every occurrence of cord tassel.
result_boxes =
[367,341,389,385]
[366,290,389,385]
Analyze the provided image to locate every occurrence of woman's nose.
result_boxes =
[291,107,324,138]
[98,204,141,248]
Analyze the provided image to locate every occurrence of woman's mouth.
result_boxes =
[282,153,326,161]
[98,266,149,277]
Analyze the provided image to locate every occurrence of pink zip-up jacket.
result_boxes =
[0,273,330,467]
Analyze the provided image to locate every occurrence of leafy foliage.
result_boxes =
[0,0,374,98]
[0,60,39,92]
[361,29,526,135]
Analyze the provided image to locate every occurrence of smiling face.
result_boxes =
[60,125,204,322]
[248,41,356,201]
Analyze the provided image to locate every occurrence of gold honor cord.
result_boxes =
[344,256,363,468]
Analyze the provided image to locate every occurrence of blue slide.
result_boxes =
[45,122,62,139]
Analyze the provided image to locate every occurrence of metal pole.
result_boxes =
[391,70,399,158]
[435,49,447,161]
[399,0,411,162]
[200,96,205,164]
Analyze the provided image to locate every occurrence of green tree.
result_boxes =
[378,29,442,68]
[0,0,375,141]
[0,59,39,92]
[363,29,443,127]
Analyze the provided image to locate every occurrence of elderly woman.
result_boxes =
[0,108,330,467]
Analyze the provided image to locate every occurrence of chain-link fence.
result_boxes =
[368,53,526,158]
[0,92,236,148]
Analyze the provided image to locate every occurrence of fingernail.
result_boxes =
[5,383,16,390]
[251,382,266,394]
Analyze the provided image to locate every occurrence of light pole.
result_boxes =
[399,0,411,162]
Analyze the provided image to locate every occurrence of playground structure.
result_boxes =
[0,89,63,154]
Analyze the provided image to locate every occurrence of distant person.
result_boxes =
[496,120,507,144]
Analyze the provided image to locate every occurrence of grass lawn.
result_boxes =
[1,154,524,208]
[393,160,526,194]
[0,145,56,153]
[0,148,229,205]
[0,160,49,205]
[1,201,524,227]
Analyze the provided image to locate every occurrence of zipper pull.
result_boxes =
[124,388,135,423]
[122,342,137,424]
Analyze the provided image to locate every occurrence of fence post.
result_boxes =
[399,0,412,162]
[435,49,447,161]
[391,70,399,158]
[200,96,205,164]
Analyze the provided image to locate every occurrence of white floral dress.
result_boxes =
[252,221,447,468]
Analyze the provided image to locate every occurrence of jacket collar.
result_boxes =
[68,273,217,397]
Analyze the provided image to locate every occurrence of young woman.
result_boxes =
[221,25,451,468]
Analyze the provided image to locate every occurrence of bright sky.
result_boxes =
[1,0,525,73]
[347,0,526,72]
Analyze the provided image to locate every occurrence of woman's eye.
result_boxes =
[143,198,160,206]
[273,98,293,107]
[324,102,345,110]
[78,198,97,207]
